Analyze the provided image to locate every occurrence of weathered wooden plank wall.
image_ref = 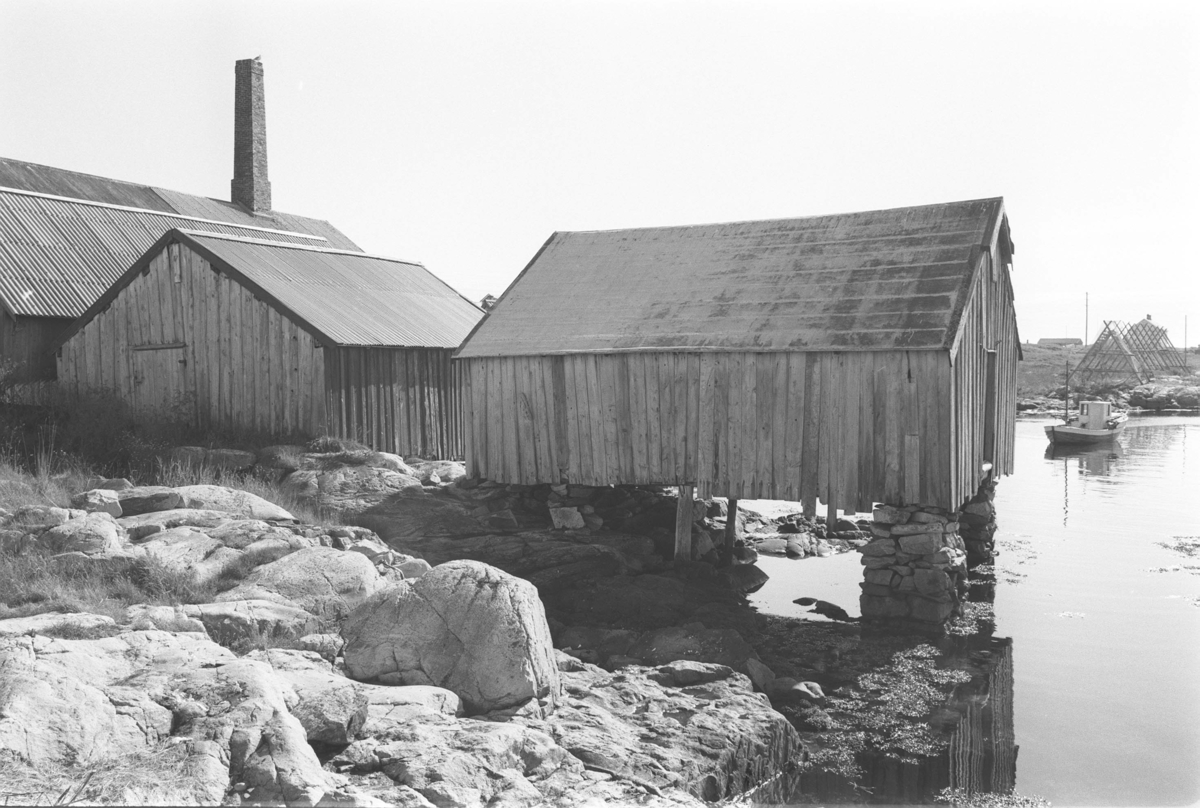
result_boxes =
[461,349,955,509]
[58,243,326,433]
[324,346,462,459]
[948,243,1020,507]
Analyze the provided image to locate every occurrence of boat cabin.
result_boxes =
[1076,401,1114,429]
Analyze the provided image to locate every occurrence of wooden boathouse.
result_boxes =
[455,198,1020,516]
[55,229,483,458]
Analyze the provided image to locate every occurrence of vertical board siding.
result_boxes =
[463,349,970,510]
[57,243,324,437]
[324,345,463,459]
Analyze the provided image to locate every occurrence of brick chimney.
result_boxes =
[231,57,271,212]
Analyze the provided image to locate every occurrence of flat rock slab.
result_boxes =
[0,612,117,638]
[289,466,424,515]
[117,486,184,516]
[185,599,322,647]
[360,685,463,736]
[120,509,232,542]
[354,494,488,543]
[215,546,384,621]
[172,485,294,521]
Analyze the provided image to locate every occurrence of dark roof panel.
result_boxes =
[457,198,1004,357]
[177,231,483,348]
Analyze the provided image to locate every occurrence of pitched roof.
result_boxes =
[56,230,483,350]
[0,156,361,319]
[457,198,1008,358]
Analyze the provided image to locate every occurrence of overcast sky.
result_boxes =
[3,0,1197,345]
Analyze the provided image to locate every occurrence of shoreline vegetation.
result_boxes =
[1015,342,1199,415]
[5,351,1189,805]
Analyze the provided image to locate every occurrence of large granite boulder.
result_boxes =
[215,546,384,620]
[342,560,561,715]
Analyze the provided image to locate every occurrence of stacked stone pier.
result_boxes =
[859,504,970,631]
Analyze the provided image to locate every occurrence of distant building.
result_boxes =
[1036,338,1082,348]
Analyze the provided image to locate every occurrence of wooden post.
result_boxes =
[723,497,739,567]
[674,484,694,562]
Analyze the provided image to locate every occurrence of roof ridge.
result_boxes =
[175,228,421,265]
[0,185,327,241]
[176,229,484,314]
[553,197,1005,237]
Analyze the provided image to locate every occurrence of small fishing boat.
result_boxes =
[1044,400,1127,444]
[1044,360,1127,445]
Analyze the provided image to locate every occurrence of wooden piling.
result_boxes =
[723,497,739,566]
[674,484,694,561]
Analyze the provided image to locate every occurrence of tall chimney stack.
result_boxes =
[231,57,271,212]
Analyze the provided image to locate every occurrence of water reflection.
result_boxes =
[753,574,1018,805]
[753,418,1200,806]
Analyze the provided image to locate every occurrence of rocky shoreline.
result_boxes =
[1017,378,1200,415]
[1,445,1015,806]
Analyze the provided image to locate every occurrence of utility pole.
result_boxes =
[1085,292,1089,345]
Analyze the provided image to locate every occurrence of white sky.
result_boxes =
[2,0,1198,346]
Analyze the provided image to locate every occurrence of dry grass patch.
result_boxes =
[0,551,228,623]
[0,744,200,806]
[153,459,335,526]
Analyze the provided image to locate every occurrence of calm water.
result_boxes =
[748,416,1200,806]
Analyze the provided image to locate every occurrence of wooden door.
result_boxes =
[131,345,189,418]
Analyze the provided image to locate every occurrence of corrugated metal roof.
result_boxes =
[174,231,483,348]
[0,159,175,211]
[0,158,360,250]
[0,188,332,318]
[151,187,360,250]
[457,198,1005,357]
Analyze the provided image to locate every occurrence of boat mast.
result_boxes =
[1064,360,1070,423]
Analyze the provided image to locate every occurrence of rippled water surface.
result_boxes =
[748,416,1200,806]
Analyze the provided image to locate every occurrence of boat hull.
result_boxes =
[1044,420,1127,445]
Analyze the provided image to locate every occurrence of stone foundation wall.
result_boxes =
[859,504,969,630]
